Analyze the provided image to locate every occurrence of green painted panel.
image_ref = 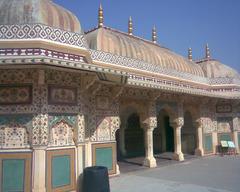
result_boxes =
[204,134,213,152]
[238,133,240,148]
[52,155,71,188]
[2,159,25,192]
[96,147,113,170]
[219,133,232,141]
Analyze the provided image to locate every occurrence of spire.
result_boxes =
[128,16,133,35]
[98,3,104,27]
[188,47,192,61]
[152,25,157,43]
[205,43,210,59]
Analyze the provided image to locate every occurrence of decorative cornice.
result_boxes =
[0,24,88,48]
[128,75,240,99]
[0,47,239,99]
[90,49,208,84]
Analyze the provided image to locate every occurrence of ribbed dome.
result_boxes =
[197,59,239,78]
[0,0,82,33]
[85,27,205,77]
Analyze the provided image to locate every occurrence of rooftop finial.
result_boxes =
[98,3,104,27]
[152,25,157,43]
[128,16,133,35]
[188,47,192,61]
[205,43,210,59]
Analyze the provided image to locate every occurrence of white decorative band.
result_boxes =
[0,24,88,48]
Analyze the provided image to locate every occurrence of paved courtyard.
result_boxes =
[110,155,240,192]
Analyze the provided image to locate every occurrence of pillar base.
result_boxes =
[143,157,157,168]
[116,163,121,175]
[173,152,184,161]
[195,148,204,156]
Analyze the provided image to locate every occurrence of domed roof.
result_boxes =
[0,0,82,33]
[85,27,205,77]
[197,59,239,78]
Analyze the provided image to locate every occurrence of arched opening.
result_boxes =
[124,113,145,157]
[154,109,174,155]
[181,111,196,155]
[116,109,146,173]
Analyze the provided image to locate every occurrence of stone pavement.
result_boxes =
[110,155,240,192]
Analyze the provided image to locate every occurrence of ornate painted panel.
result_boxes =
[96,96,109,110]
[216,104,232,113]
[0,115,32,149]
[217,117,233,133]
[48,115,77,147]
[96,117,111,141]
[0,85,32,105]
[48,86,77,105]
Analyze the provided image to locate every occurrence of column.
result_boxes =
[32,147,47,192]
[233,131,239,154]
[212,131,218,154]
[143,125,157,168]
[84,141,92,167]
[76,144,85,192]
[194,121,204,156]
[172,123,184,161]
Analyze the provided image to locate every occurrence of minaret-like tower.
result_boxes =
[152,25,157,44]
[128,16,133,35]
[98,3,104,27]
[205,43,210,59]
[188,47,192,61]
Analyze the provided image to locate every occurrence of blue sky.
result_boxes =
[55,0,240,72]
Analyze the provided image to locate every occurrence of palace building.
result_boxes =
[0,0,239,191]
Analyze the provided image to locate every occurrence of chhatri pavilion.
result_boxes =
[0,0,239,191]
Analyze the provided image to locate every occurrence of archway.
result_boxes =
[124,113,145,157]
[181,111,196,155]
[154,109,174,155]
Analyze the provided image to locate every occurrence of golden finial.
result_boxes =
[98,3,104,27]
[152,25,157,43]
[188,47,192,61]
[128,16,133,35]
[205,43,210,59]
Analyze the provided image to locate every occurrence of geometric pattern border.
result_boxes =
[0,24,88,48]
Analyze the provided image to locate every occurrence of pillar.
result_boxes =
[143,125,157,168]
[172,123,184,161]
[32,147,47,192]
[212,131,218,154]
[194,121,204,156]
[85,141,92,167]
[76,144,85,192]
[233,131,239,154]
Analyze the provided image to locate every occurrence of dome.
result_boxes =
[197,59,239,78]
[85,27,205,77]
[0,0,82,33]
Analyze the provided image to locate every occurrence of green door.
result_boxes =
[165,116,174,152]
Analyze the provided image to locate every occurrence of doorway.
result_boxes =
[154,109,174,154]
[181,111,196,155]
